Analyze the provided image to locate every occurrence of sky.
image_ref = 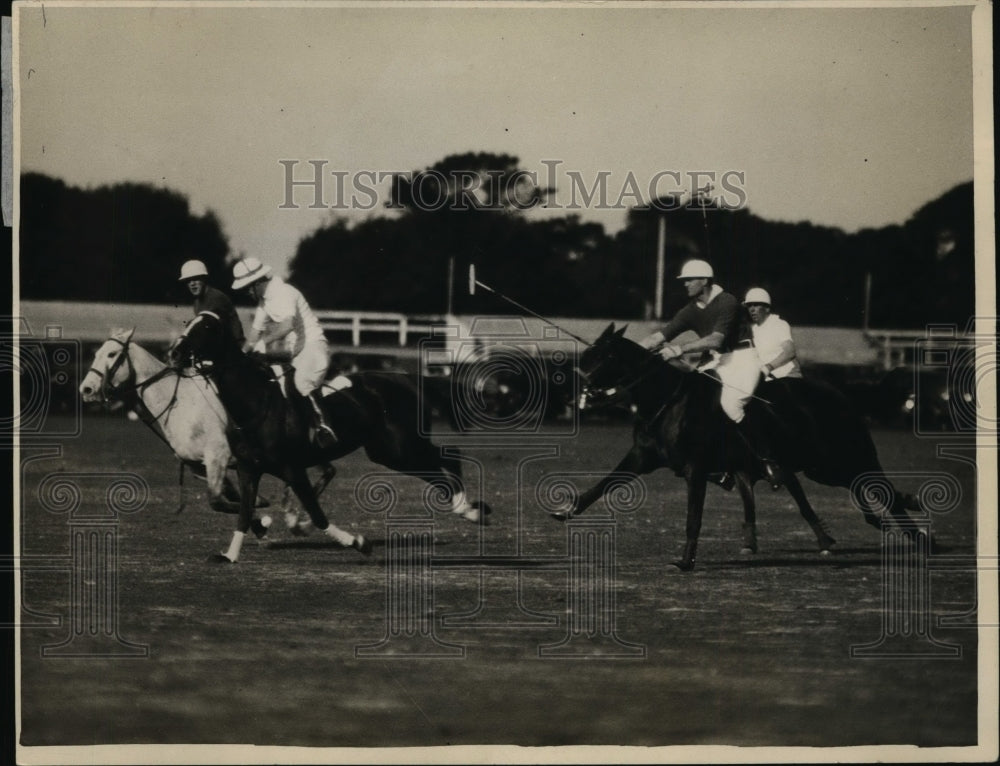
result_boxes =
[16,1,980,277]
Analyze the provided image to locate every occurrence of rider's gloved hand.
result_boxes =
[658,344,683,361]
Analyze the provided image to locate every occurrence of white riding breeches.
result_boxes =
[713,347,761,423]
[292,340,330,396]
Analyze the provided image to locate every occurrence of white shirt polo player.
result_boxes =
[751,313,802,379]
[252,276,329,395]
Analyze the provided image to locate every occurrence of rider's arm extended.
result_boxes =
[639,315,687,350]
[674,331,725,355]
[243,306,292,353]
[657,296,735,359]
[257,318,294,347]
[761,340,797,375]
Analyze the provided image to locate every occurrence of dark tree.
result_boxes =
[20,173,231,303]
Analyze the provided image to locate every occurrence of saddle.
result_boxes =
[271,362,353,402]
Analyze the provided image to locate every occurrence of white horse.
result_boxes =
[80,327,245,512]
[80,328,332,537]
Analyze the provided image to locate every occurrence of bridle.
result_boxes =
[88,336,182,424]
[578,340,689,423]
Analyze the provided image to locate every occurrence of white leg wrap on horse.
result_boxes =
[224,531,245,562]
[324,525,355,547]
[451,491,479,522]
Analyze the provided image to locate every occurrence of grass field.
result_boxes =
[17,413,982,751]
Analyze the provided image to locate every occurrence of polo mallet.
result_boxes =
[176,459,187,514]
[468,264,590,346]
[654,345,773,406]
[694,182,714,260]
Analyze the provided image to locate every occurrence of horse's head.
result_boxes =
[576,323,654,408]
[79,327,136,403]
[168,311,227,370]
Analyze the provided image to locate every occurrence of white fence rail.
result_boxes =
[863,327,981,370]
[15,300,978,372]
[314,311,443,348]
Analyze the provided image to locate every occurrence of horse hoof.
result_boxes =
[549,504,576,522]
[207,553,234,564]
[353,536,374,556]
[473,501,493,518]
[671,559,695,572]
[739,547,756,556]
[819,549,832,557]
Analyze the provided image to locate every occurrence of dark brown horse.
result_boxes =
[552,323,929,571]
[169,311,487,563]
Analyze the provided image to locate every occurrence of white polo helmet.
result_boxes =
[232,257,272,290]
[743,287,772,306]
[677,259,714,280]
[179,260,209,281]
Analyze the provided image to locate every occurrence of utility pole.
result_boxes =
[446,255,455,315]
[655,216,666,319]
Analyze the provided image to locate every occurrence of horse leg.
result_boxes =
[783,472,836,553]
[734,471,758,555]
[280,484,308,535]
[674,466,708,572]
[312,462,337,496]
[211,466,259,563]
[365,430,488,524]
[550,445,656,520]
[849,477,889,533]
[886,487,936,550]
[282,464,335,535]
[286,465,372,555]
[852,477,934,551]
[205,453,241,514]
[431,451,491,523]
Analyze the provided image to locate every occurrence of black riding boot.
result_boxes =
[308,391,338,449]
[736,415,782,491]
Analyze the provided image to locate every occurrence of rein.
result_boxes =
[190,353,278,437]
[581,346,702,427]
[90,337,213,447]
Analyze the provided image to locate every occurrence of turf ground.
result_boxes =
[17,413,982,751]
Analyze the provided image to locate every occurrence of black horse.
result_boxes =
[554,323,929,571]
[170,311,487,563]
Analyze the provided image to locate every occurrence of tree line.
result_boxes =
[20,158,974,329]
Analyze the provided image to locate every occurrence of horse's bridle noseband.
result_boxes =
[86,337,133,403]
[88,336,181,423]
